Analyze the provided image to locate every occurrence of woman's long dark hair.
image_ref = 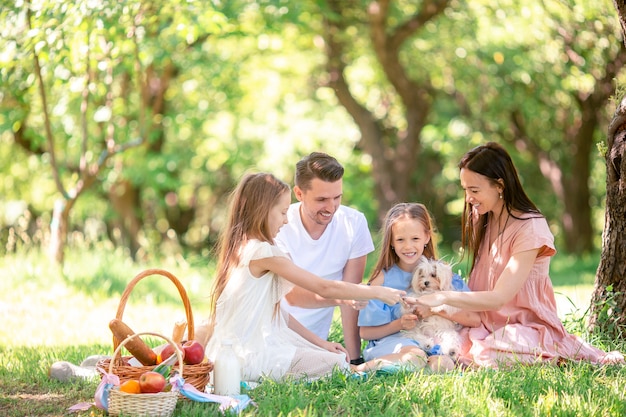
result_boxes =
[459,142,542,272]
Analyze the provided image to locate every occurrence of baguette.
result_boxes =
[109,319,158,366]
[171,320,187,344]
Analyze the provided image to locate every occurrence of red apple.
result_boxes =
[138,371,166,393]
[157,343,184,365]
[182,340,205,365]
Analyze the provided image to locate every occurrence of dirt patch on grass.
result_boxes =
[0,380,101,417]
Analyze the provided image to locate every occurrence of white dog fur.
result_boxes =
[401,256,463,360]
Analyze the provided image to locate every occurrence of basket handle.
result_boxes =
[110,331,184,377]
[112,269,195,354]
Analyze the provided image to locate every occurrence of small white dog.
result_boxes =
[401,256,463,360]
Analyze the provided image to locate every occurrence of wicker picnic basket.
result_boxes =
[108,332,181,417]
[97,268,212,393]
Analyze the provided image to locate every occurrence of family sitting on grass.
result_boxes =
[206,147,624,383]
[52,146,624,387]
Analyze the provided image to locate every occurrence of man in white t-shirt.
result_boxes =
[275,152,374,365]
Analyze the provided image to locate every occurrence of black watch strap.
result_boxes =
[350,357,365,365]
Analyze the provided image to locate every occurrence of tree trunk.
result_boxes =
[560,105,596,253]
[48,198,72,264]
[589,94,626,336]
[322,0,449,225]
[109,180,143,260]
[588,0,626,337]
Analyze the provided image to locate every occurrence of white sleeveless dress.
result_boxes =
[205,239,349,382]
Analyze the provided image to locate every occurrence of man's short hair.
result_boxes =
[294,152,344,190]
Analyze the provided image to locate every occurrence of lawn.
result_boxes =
[1,248,625,416]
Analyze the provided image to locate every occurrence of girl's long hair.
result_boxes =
[209,172,290,318]
[368,202,438,282]
[459,142,542,272]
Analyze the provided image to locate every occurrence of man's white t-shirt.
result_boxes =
[275,202,375,340]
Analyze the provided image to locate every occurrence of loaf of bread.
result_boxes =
[109,319,158,366]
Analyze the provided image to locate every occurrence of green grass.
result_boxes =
[1,248,625,416]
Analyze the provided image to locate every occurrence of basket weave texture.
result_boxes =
[97,268,212,393]
[108,390,178,417]
[108,332,180,417]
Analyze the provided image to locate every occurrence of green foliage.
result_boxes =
[593,285,626,339]
[430,0,623,250]
[549,252,601,287]
[2,0,625,263]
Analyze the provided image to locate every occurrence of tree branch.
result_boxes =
[26,0,68,199]
[389,0,450,49]
[368,0,442,109]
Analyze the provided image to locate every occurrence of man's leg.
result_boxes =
[340,305,362,361]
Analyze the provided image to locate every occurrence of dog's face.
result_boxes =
[411,256,453,294]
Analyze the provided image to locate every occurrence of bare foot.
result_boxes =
[600,351,624,365]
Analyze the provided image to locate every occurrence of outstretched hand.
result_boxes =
[415,292,447,308]
[344,299,369,310]
[412,303,435,320]
[376,286,406,305]
[402,293,446,309]
[400,297,435,321]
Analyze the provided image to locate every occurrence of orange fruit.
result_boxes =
[120,379,141,394]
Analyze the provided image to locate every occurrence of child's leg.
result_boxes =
[426,354,455,373]
[351,346,428,372]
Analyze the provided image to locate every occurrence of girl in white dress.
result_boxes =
[205,172,405,382]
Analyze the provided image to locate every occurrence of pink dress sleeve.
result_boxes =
[509,215,556,258]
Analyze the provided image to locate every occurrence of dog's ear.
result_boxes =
[438,261,453,291]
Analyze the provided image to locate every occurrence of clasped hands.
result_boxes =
[344,288,446,311]
[402,292,446,308]
[401,293,446,320]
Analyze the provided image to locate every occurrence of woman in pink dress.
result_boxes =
[414,142,624,368]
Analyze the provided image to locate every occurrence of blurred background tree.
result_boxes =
[1,0,624,271]
[304,0,625,253]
